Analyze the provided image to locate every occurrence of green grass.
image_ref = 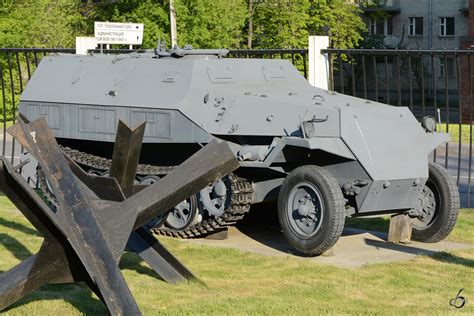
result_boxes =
[0,195,473,315]
[438,123,473,144]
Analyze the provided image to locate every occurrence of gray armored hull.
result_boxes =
[18,49,459,254]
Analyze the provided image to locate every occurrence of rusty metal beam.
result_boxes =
[0,116,239,314]
[109,120,145,197]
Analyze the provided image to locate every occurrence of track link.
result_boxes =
[60,146,254,238]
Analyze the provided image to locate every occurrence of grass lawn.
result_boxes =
[0,195,473,315]
[438,123,473,144]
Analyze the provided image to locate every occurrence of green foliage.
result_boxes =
[359,33,386,49]
[174,0,247,49]
[0,0,89,48]
[308,0,367,49]
[252,0,310,49]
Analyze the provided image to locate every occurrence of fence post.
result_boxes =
[308,36,329,90]
[75,37,98,55]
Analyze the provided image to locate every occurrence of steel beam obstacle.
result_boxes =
[0,116,239,315]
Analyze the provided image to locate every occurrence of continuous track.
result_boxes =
[60,146,254,238]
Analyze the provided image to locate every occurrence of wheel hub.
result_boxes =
[413,185,437,229]
[140,175,200,230]
[200,177,230,217]
[166,199,194,229]
[297,195,317,220]
[287,182,324,237]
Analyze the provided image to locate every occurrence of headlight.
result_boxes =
[421,116,436,133]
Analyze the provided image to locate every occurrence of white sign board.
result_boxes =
[94,21,144,45]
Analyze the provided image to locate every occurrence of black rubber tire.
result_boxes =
[278,165,345,255]
[412,163,460,243]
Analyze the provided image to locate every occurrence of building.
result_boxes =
[358,0,469,50]
[352,0,472,121]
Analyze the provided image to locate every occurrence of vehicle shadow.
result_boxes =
[430,251,474,268]
[235,205,312,257]
[364,238,474,268]
[235,206,472,263]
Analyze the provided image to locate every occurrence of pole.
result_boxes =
[308,36,330,90]
[248,0,254,49]
[170,0,178,47]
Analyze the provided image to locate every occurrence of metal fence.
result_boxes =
[0,47,472,207]
[323,48,473,207]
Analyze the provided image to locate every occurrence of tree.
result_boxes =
[173,0,247,49]
[247,0,366,49]
[308,0,366,49]
[251,0,310,49]
[247,0,259,49]
[0,0,89,48]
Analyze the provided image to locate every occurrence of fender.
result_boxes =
[239,136,355,168]
[424,132,451,153]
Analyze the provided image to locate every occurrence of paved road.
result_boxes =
[1,134,473,208]
[430,143,473,208]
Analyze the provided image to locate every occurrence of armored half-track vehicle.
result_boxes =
[18,46,459,255]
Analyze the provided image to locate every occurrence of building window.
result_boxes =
[409,17,423,36]
[440,58,455,77]
[369,17,393,36]
[440,17,455,36]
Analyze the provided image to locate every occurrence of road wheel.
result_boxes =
[278,165,345,255]
[412,163,460,242]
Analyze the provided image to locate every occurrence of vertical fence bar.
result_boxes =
[350,54,356,96]
[33,52,39,66]
[362,55,367,100]
[443,54,449,169]
[302,53,307,79]
[15,52,23,94]
[328,52,334,92]
[468,53,473,208]
[421,54,426,116]
[373,54,378,102]
[408,54,414,111]
[384,55,390,104]
[7,53,16,165]
[455,53,462,186]
[338,54,344,94]
[25,52,32,80]
[15,51,25,159]
[431,53,437,163]
[396,54,401,107]
[1,65,6,157]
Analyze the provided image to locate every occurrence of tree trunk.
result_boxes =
[170,0,178,47]
[247,0,253,49]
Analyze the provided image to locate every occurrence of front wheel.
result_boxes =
[411,163,460,242]
[278,165,345,255]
